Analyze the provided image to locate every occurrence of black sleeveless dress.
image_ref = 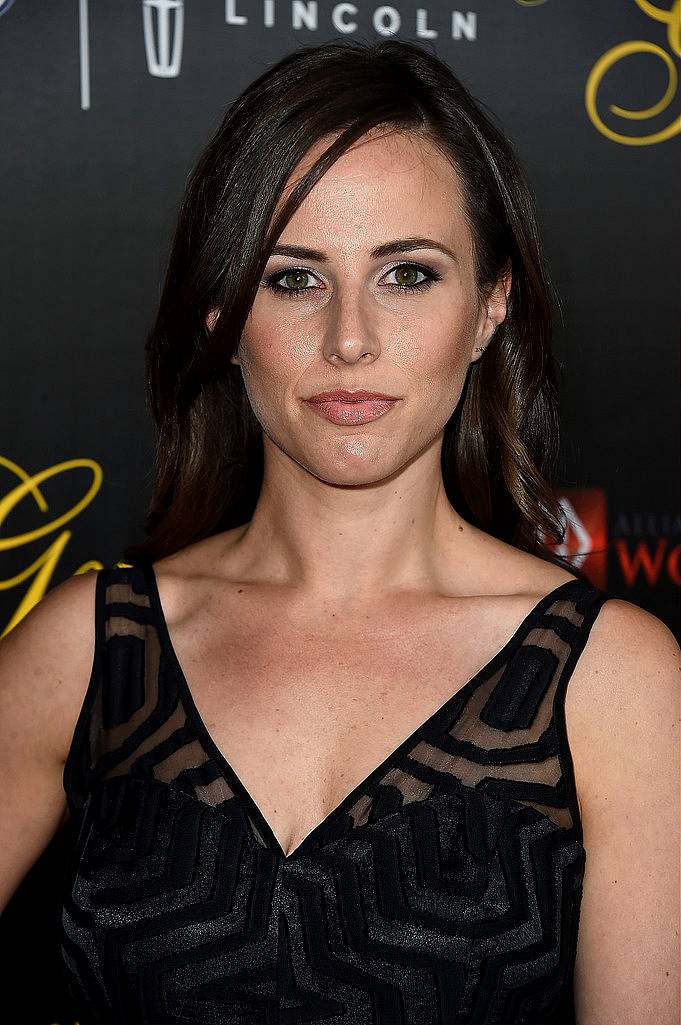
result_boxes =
[60,562,608,1025]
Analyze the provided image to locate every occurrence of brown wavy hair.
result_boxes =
[122,37,581,580]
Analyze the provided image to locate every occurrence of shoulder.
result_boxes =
[1,567,100,662]
[579,596,679,790]
[0,568,101,768]
[584,595,679,797]
[567,595,679,778]
[569,597,680,1019]
[569,595,680,716]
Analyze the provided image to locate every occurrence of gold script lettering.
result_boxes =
[586,0,680,144]
[0,455,103,636]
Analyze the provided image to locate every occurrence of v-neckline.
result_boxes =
[139,560,579,862]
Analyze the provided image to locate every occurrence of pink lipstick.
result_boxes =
[303,389,400,426]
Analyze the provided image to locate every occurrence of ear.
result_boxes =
[206,307,241,366]
[470,262,512,363]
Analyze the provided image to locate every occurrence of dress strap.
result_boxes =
[471,576,609,844]
[62,563,154,820]
[62,565,110,820]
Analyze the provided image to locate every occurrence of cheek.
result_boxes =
[393,315,471,396]
[237,325,308,427]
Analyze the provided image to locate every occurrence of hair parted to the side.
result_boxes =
[122,37,582,580]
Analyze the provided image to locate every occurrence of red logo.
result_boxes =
[546,489,608,590]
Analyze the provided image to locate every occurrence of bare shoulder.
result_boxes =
[0,569,101,909]
[583,592,679,659]
[566,595,680,734]
[0,568,100,767]
[567,595,680,802]
[566,596,680,1022]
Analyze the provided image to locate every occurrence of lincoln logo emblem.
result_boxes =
[143,0,184,78]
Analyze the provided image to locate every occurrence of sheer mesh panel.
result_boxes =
[83,578,246,820]
[341,594,591,835]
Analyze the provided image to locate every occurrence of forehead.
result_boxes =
[272,128,471,257]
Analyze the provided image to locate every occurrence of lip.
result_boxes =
[303,396,399,425]
[306,389,399,402]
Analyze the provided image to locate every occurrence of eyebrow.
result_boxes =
[268,236,457,263]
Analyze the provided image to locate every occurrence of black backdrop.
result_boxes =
[0,2,679,1021]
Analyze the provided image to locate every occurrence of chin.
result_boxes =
[307,450,405,488]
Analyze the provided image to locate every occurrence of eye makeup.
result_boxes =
[261,261,443,300]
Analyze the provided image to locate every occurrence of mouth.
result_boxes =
[305,390,399,402]
[303,392,400,426]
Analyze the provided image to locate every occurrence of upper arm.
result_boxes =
[0,568,98,914]
[571,598,680,1025]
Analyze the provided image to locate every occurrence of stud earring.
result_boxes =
[473,323,499,357]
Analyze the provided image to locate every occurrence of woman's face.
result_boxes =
[211,128,508,486]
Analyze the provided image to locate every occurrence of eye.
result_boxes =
[261,262,442,300]
[263,268,318,298]
[383,263,441,292]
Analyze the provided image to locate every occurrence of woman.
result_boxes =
[1,38,678,1025]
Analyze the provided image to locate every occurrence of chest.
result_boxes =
[159,593,531,857]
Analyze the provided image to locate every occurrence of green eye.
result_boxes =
[388,265,426,288]
[262,268,315,297]
[281,270,312,291]
[262,262,442,300]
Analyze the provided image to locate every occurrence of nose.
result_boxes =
[322,287,380,365]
